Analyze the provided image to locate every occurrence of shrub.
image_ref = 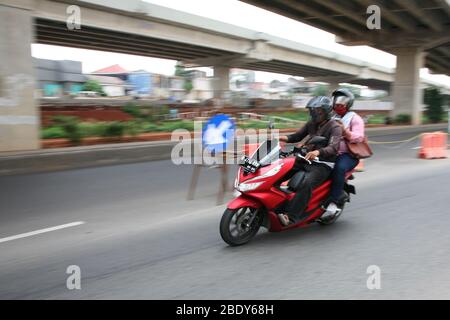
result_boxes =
[394,114,411,125]
[122,103,143,118]
[157,120,194,132]
[41,126,67,139]
[424,87,444,123]
[79,122,108,137]
[102,122,125,138]
[155,105,170,121]
[124,120,143,137]
[384,117,393,125]
[52,115,82,144]
[142,123,159,132]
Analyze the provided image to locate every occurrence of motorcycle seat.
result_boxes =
[279,170,354,195]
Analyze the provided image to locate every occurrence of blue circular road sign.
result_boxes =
[202,114,236,153]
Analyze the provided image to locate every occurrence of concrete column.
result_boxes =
[0,4,39,152]
[327,81,340,96]
[391,47,425,125]
[213,66,230,101]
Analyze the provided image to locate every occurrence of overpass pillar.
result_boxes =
[213,66,230,103]
[327,82,340,95]
[391,47,425,125]
[0,4,39,152]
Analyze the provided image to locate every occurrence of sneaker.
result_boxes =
[322,202,339,219]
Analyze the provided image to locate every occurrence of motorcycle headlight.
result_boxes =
[237,181,263,192]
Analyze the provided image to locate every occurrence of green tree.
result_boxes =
[83,79,105,96]
[184,80,193,93]
[175,63,189,77]
[175,62,195,94]
[312,84,328,96]
[424,87,444,123]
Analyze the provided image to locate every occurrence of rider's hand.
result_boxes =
[305,150,320,161]
[279,135,289,142]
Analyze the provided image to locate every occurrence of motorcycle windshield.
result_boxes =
[250,140,280,166]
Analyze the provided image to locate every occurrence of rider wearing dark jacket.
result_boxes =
[286,118,342,163]
[277,96,342,226]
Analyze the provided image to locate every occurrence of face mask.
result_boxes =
[334,104,348,116]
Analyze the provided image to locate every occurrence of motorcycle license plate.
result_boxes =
[240,156,260,174]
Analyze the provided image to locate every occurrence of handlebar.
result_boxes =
[279,145,314,165]
[296,154,312,165]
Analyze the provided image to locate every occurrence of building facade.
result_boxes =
[34,58,86,97]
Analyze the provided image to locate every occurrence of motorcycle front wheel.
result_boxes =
[220,207,264,246]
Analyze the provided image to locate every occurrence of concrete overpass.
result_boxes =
[241,0,450,125]
[0,0,448,152]
[31,1,396,86]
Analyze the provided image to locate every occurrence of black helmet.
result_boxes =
[331,88,355,109]
[306,96,333,123]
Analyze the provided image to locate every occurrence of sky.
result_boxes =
[31,0,449,86]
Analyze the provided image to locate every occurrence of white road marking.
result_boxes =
[0,221,85,244]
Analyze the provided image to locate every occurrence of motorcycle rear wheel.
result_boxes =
[220,207,263,246]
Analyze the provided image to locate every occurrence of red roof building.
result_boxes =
[91,64,129,75]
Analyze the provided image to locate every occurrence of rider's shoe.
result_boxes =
[321,202,340,219]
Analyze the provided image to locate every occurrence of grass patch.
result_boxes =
[366,114,386,124]
[271,111,309,122]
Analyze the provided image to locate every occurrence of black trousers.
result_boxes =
[285,163,332,223]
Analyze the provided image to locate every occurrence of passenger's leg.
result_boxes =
[324,153,359,217]
[329,153,359,204]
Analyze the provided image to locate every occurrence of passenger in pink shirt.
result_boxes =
[322,89,365,218]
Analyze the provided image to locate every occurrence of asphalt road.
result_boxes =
[0,130,449,299]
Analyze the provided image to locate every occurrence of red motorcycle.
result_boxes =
[220,138,356,246]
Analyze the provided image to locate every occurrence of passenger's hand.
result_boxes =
[305,150,320,161]
[279,135,289,142]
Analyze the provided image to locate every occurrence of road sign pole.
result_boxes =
[217,152,228,205]
[188,114,236,204]
[187,164,201,201]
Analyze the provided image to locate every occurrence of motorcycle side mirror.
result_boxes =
[308,135,328,147]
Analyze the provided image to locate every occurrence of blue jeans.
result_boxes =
[329,153,359,204]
